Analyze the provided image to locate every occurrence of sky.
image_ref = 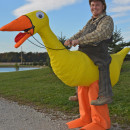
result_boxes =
[0,0,130,53]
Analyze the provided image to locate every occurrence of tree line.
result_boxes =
[0,52,48,63]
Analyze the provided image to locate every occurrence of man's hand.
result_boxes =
[64,39,79,47]
[72,40,79,47]
[64,40,72,47]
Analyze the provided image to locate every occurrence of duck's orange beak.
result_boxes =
[0,15,34,48]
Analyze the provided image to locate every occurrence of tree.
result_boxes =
[45,53,51,67]
[57,32,72,50]
[109,27,130,53]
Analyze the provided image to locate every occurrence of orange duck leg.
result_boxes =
[66,80,111,130]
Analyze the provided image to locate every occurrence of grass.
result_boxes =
[0,61,130,125]
[109,61,130,125]
[0,67,78,114]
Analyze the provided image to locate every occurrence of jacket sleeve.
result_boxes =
[77,16,114,45]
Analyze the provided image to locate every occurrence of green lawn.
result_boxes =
[0,67,78,114]
[0,61,130,125]
[109,61,130,125]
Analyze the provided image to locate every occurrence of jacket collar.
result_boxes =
[91,12,106,22]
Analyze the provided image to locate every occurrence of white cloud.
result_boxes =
[108,0,130,18]
[108,0,130,42]
[114,19,130,25]
[111,13,127,18]
[110,6,130,13]
[113,0,130,4]
[13,0,80,17]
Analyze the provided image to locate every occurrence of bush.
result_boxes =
[33,62,38,66]
[39,60,44,66]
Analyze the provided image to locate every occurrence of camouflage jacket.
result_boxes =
[70,12,114,45]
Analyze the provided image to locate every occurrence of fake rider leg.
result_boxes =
[91,63,113,106]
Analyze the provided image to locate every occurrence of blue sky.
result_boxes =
[0,0,130,53]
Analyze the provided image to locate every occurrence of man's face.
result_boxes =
[90,1,105,18]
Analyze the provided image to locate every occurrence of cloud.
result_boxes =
[109,0,130,12]
[113,0,130,4]
[110,6,130,13]
[108,0,130,42]
[111,12,127,18]
[13,0,80,17]
[114,19,130,25]
[109,0,130,18]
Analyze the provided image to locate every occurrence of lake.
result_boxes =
[0,67,39,73]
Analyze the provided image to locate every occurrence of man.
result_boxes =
[64,0,114,106]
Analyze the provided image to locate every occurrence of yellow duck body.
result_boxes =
[39,24,130,87]
[0,10,130,87]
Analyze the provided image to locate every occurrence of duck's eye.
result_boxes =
[36,11,44,19]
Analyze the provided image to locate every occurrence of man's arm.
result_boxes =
[77,16,114,45]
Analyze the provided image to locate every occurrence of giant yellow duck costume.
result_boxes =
[0,10,130,130]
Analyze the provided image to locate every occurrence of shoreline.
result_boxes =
[0,62,46,68]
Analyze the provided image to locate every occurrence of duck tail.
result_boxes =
[110,47,130,86]
[115,47,130,68]
[116,47,130,60]
[115,47,130,67]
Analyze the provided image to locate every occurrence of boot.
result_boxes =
[69,95,78,101]
[91,96,113,106]
[69,87,78,101]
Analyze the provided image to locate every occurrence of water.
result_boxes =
[0,67,39,73]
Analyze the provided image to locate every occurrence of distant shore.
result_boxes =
[0,62,46,68]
